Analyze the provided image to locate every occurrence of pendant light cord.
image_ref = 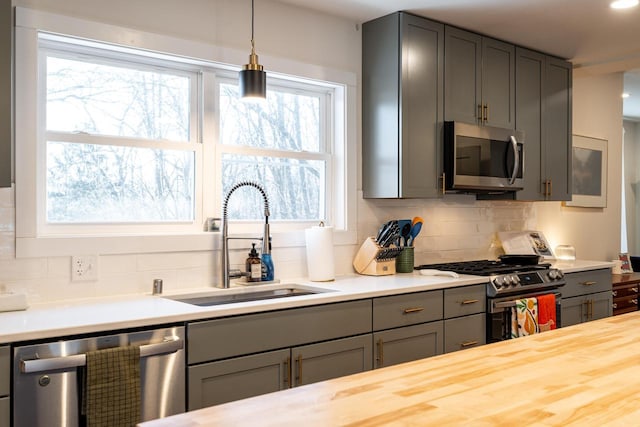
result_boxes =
[251,0,255,53]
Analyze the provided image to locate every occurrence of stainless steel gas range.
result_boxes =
[416,260,566,342]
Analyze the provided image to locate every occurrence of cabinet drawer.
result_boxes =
[0,346,8,396]
[612,283,639,299]
[444,285,486,318]
[188,300,372,364]
[373,290,443,331]
[613,296,638,312]
[444,313,486,353]
[561,269,611,298]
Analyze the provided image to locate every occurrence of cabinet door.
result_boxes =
[543,57,572,201]
[444,313,486,353]
[187,349,289,410]
[444,26,482,125]
[400,13,444,198]
[482,37,515,129]
[373,322,443,369]
[292,335,372,387]
[0,346,8,397]
[561,295,585,327]
[590,291,613,321]
[0,397,8,427]
[515,48,545,201]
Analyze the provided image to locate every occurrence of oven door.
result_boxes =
[444,121,524,192]
[487,290,561,343]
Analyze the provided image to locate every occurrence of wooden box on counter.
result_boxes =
[612,273,640,316]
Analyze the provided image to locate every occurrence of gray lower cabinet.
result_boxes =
[1,345,8,427]
[373,322,443,369]
[186,300,373,409]
[362,12,444,198]
[561,269,612,327]
[188,335,372,410]
[444,313,486,353]
[562,292,613,327]
[444,25,515,129]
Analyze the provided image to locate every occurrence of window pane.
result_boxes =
[46,56,191,141]
[219,83,320,152]
[222,154,324,221]
[47,142,194,223]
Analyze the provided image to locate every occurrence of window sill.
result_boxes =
[15,229,357,258]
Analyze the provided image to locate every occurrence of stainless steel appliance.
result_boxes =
[13,325,185,426]
[416,260,566,343]
[443,121,524,192]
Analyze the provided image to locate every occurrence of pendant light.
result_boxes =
[239,0,266,100]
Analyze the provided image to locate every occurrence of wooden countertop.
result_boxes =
[141,312,640,426]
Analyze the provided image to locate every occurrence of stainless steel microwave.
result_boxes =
[443,121,524,192]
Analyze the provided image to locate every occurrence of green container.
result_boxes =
[396,246,414,273]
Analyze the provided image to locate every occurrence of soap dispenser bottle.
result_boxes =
[261,237,274,281]
[246,243,262,283]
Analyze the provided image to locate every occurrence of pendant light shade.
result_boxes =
[240,0,266,99]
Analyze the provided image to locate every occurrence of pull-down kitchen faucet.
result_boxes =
[221,181,271,288]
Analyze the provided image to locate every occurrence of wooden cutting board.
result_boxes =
[141,312,640,426]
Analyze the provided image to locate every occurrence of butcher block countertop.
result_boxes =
[141,311,640,427]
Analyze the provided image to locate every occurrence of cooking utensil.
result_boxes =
[499,254,541,265]
[398,219,412,246]
[408,217,423,246]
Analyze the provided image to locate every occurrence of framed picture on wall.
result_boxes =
[564,135,607,208]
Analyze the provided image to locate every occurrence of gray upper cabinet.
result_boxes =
[1,0,11,188]
[543,57,572,201]
[515,48,572,201]
[444,26,515,129]
[362,12,444,198]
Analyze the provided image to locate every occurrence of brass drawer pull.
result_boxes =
[632,299,638,305]
[403,307,425,314]
[581,281,597,286]
[376,338,384,368]
[296,354,303,386]
[461,340,479,348]
[613,303,617,309]
[460,299,479,305]
[632,287,638,293]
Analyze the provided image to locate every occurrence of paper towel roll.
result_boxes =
[305,225,335,281]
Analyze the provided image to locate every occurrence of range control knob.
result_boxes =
[509,274,520,286]
[493,276,505,288]
[548,269,563,280]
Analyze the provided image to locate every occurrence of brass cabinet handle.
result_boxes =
[549,179,553,197]
[461,340,479,348]
[296,354,303,386]
[403,307,425,314]
[483,104,488,122]
[376,338,384,368]
[581,281,597,286]
[612,290,618,297]
[284,356,291,388]
[589,300,594,319]
[460,299,479,305]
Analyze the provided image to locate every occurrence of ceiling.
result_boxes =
[277,0,640,119]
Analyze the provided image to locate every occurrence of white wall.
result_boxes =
[0,0,623,304]
[536,72,624,261]
[623,120,640,254]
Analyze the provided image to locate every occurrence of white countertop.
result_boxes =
[0,259,613,344]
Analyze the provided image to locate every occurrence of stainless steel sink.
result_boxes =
[164,285,333,307]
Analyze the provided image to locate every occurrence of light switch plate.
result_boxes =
[71,255,99,281]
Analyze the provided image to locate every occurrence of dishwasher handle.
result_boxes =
[20,335,183,374]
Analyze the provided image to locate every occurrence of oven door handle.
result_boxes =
[20,336,183,373]
[490,292,561,313]
[508,135,520,185]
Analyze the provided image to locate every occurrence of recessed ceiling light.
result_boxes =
[610,0,639,9]
[622,93,631,98]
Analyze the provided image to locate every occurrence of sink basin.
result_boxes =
[164,285,334,307]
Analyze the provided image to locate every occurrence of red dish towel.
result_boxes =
[537,294,556,332]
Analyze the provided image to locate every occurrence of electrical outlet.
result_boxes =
[71,255,99,282]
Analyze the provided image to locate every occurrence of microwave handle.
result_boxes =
[509,135,520,185]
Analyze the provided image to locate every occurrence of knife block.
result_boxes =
[353,237,403,276]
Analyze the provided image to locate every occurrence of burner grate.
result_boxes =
[415,260,550,276]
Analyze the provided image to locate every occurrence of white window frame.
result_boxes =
[14,7,357,257]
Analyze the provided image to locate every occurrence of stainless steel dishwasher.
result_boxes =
[13,325,185,426]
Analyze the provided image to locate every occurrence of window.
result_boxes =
[15,9,356,256]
